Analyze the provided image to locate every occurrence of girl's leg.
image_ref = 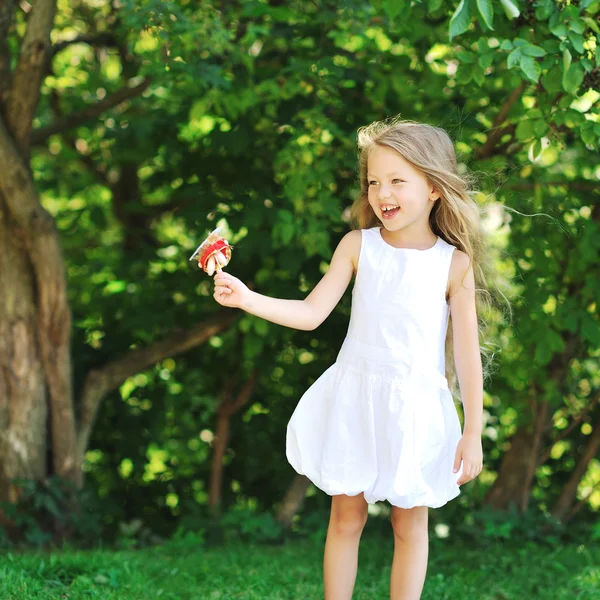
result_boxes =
[323,492,368,600]
[389,505,429,600]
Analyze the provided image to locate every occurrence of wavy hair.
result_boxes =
[350,116,504,393]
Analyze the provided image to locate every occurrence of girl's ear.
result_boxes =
[427,181,441,202]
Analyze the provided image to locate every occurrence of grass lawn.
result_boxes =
[1,533,598,599]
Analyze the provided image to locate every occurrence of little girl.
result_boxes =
[213,117,484,600]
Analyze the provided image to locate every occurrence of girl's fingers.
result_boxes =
[453,453,461,474]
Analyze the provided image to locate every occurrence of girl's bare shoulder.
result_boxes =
[448,249,474,298]
[338,229,363,274]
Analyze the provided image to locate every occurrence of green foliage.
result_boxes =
[455,505,568,545]
[220,507,285,544]
[9,0,596,543]
[0,478,103,548]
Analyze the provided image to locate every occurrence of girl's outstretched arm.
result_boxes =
[212,230,361,331]
[448,250,484,485]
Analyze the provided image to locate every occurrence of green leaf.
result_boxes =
[563,48,572,72]
[533,120,548,137]
[534,0,553,20]
[534,343,552,365]
[507,48,522,69]
[521,44,547,57]
[546,329,566,353]
[541,66,562,93]
[562,62,585,95]
[457,50,477,63]
[476,0,494,29]
[382,0,403,21]
[570,18,586,34]
[478,53,494,69]
[473,67,486,86]
[581,127,596,145]
[549,23,568,37]
[499,0,520,20]
[449,0,472,40]
[519,55,541,82]
[515,119,534,140]
[477,37,490,53]
[104,280,127,295]
[428,0,444,11]
[568,32,585,54]
[581,314,600,346]
[531,138,543,159]
[500,39,513,51]
[583,17,600,34]
[565,311,578,334]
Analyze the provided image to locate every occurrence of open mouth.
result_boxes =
[381,205,400,219]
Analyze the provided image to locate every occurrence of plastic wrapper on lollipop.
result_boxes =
[189,227,233,276]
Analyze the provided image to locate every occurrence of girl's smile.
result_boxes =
[366,144,438,238]
[380,204,401,219]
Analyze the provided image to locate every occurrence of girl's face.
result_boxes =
[366,145,438,232]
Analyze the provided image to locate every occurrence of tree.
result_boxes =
[1,0,598,536]
[0,0,236,504]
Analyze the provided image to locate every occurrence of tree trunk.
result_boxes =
[276,475,312,528]
[208,371,258,514]
[209,412,231,516]
[0,0,242,522]
[551,417,600,522]
[485,399,549,512]
[0,199,47,502]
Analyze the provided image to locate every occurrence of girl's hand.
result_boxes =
[213,271,250,309]
[453,433,483,485]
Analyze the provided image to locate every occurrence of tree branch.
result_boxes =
[0,0,16,108]
[6,0,56,153]
[475,82,527,160]
[539,395,600,465]
[218,369,259,418]
[564,480,600,522]
[31,77,151,144]
[551,414,600,521]
[76,310,239,460]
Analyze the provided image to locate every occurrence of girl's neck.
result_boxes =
[379,225,438,250]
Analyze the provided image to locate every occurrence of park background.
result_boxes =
[0,0,599,598]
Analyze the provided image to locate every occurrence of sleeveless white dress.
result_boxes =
[286,226,463,508]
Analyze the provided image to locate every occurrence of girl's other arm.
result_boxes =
[213,230,361,331]
[448,250,484,484]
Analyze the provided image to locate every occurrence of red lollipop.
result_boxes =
[189,227,233,275]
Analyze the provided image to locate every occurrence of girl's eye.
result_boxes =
[368,179,403,185]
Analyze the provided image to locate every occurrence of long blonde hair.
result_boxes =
[350,116,501,393]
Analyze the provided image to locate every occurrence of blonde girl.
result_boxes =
[213,117,485,600]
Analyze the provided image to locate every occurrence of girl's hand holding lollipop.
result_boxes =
[213,271,249,309]
[189,227,249,308]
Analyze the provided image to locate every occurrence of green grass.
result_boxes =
[1,534,598,599]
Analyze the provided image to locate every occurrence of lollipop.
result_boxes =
[189,227,233,276]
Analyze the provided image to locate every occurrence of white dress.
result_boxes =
[286,226,463,508]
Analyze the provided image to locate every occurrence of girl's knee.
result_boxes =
[329,495,368,536]
[390,506,428,542]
